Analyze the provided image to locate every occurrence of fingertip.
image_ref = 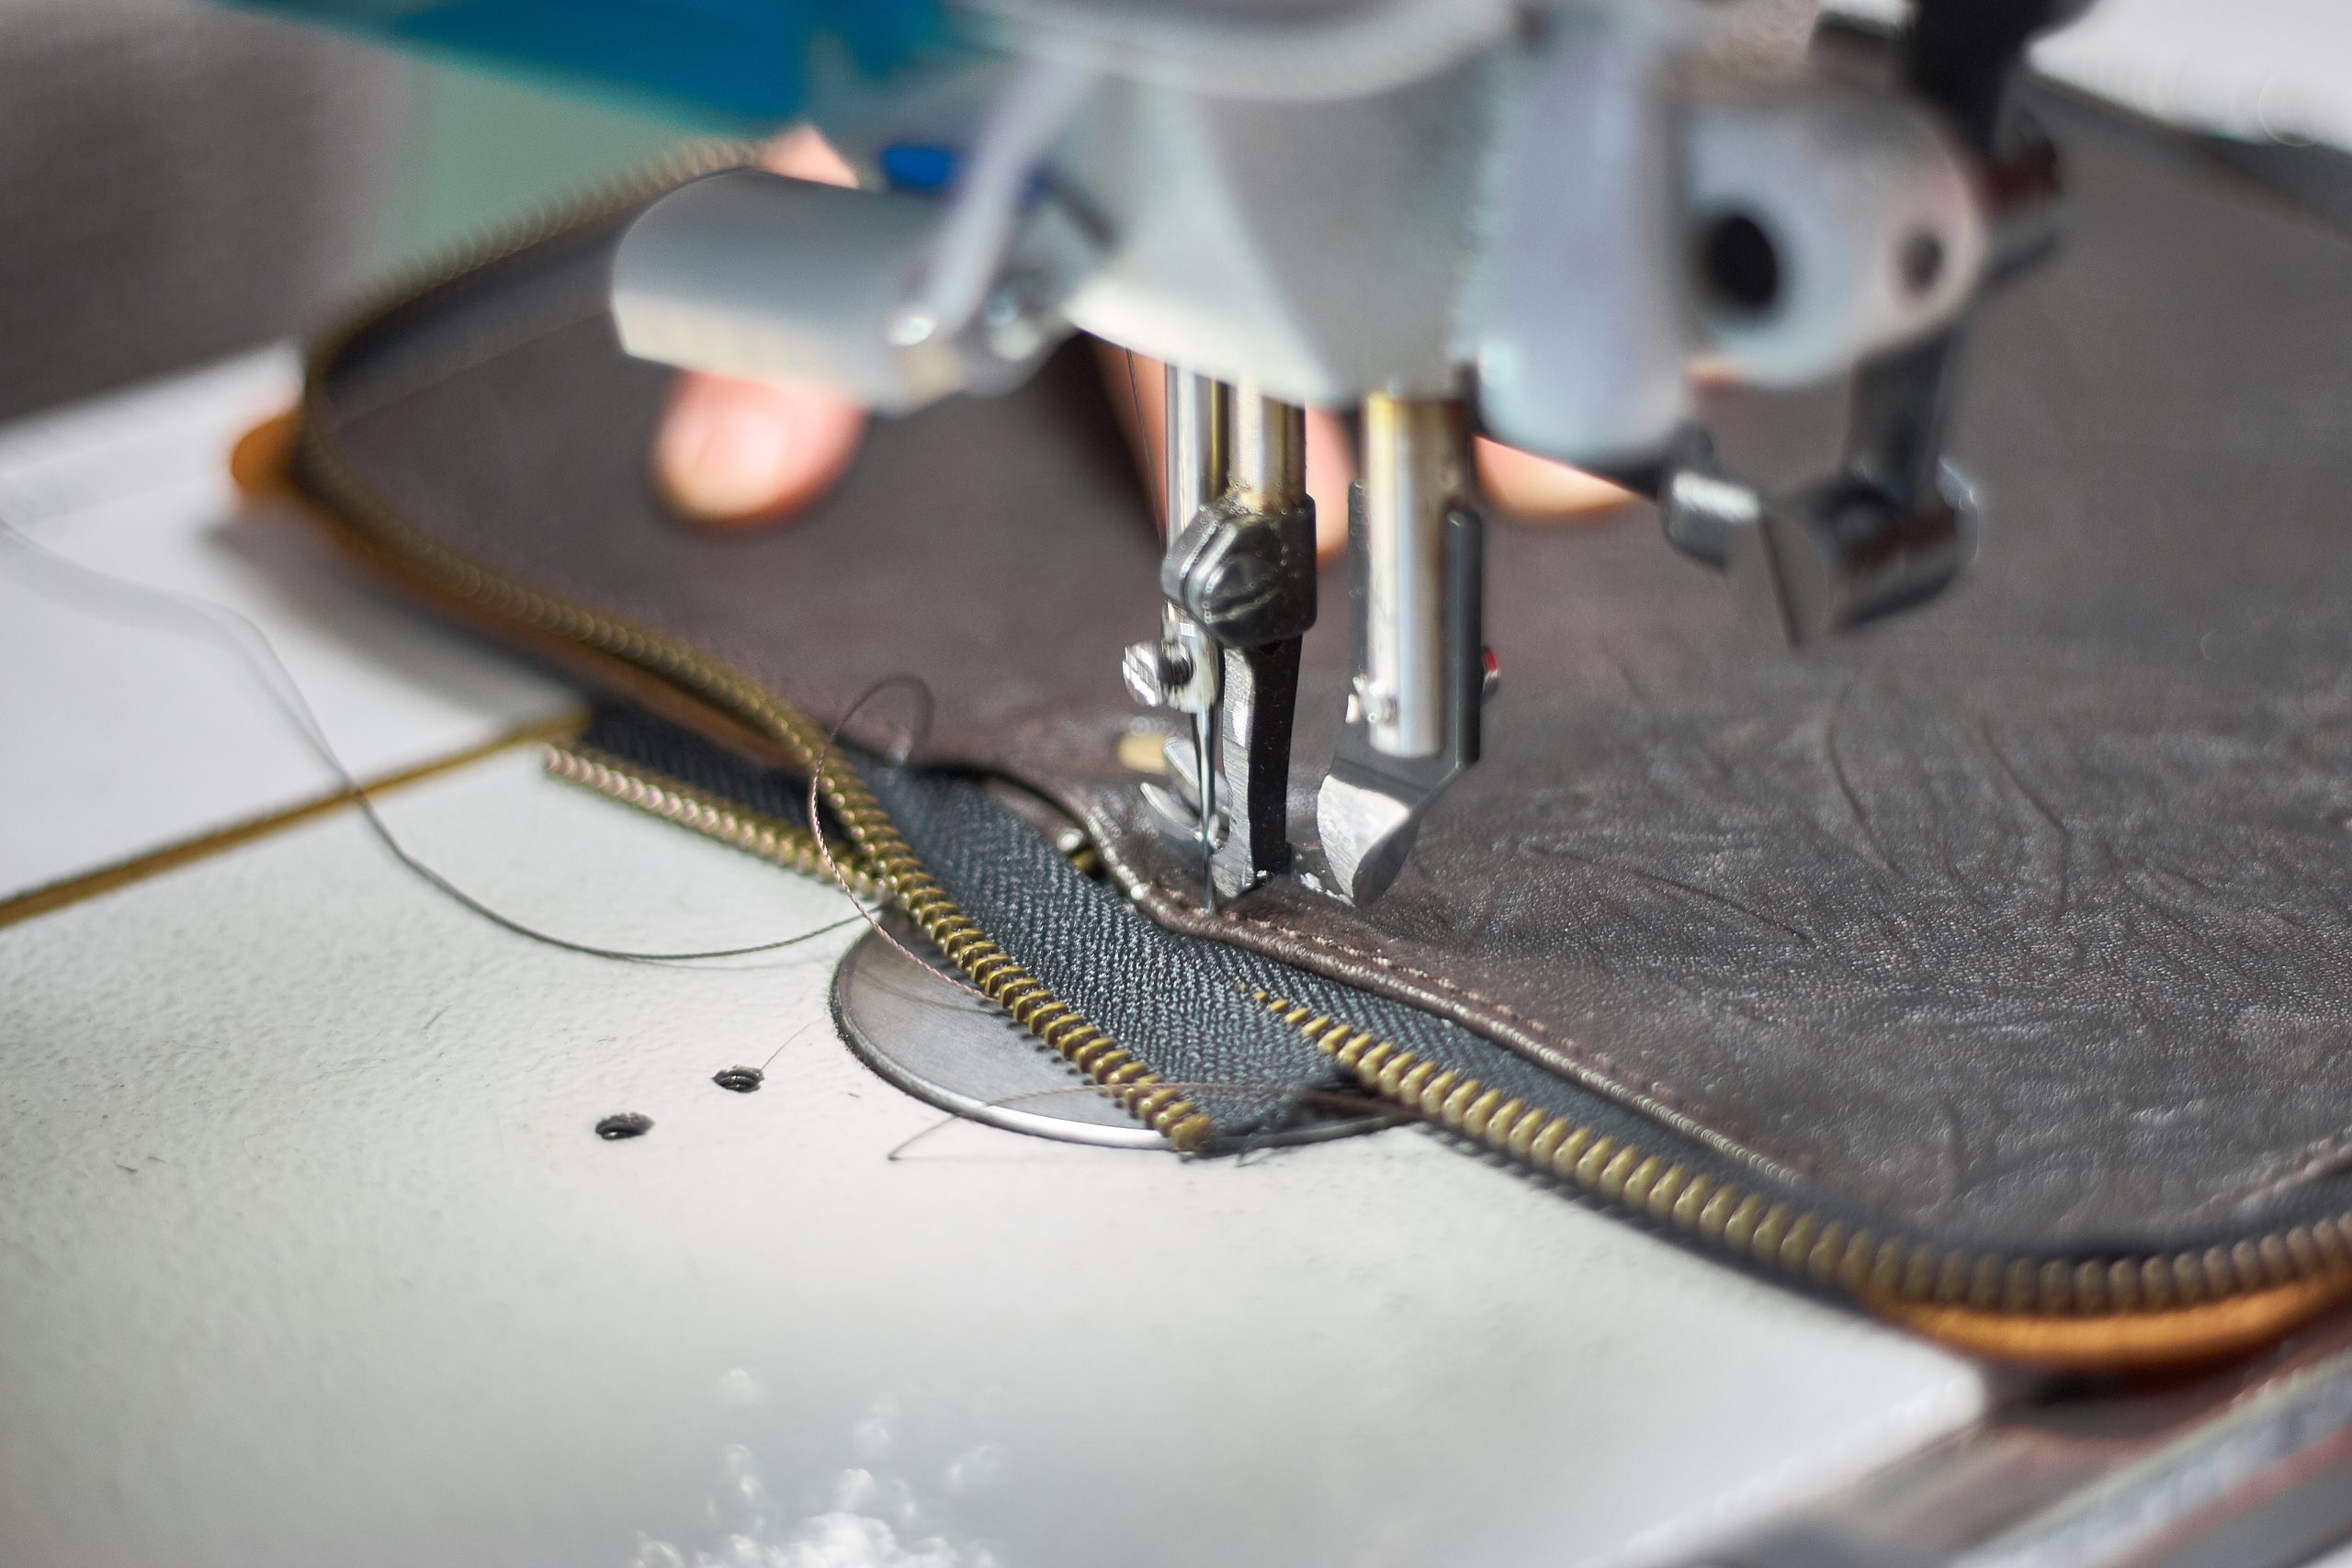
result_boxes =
[654,374,866,528]
[761,125,858,187]
[1474,438,1634,521]
[1305,408,1354,562]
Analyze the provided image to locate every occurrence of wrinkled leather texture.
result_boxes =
[298,94,2352,1256]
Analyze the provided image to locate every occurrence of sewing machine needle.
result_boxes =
[1193,704,1219,916]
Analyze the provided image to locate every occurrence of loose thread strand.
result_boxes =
[0,513,856,964]
[806,672,988,1001]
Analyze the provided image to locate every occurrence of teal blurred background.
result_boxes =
[390,59,688,266]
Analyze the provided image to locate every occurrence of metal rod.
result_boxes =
[1160,365,1231,913]
[1841,331,1961,515]
[1227,378,1306,513]
[1162,366,1229,546]
[1192,706,1219,913]
[1359,393,1464,760]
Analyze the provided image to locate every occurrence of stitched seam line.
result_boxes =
[1155,880,1819,1179]
[331,301,612,423]
[2199,1127,2352,1214]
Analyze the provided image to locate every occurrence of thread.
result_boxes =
[806,672,989,1000]
[882,1081,1402,1161]
[0,513,858,964]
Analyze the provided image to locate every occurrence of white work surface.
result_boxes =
[1827,0,2352,150]
[0,357,1990,1567]
[0,351,569,902]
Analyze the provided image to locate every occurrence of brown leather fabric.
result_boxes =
[298,93,2352,1258]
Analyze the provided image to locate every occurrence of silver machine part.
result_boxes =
[957,0,1522,103]
[1209,383,1314,901]
[833,924,1387,1148]
[1475,6,1687,464]
[1164,367,1227,909]
[1693,1315,2352,1568]
[1120,367,1225,726]
[1151,364,1228,714]
[890,55,1096,349]
[612,173,990,413]
[1227,377,1304,513]
[1685,85,1992,387]
[1316,395,1485,907]
[1139,370,1323,908]
[605,0,2079,905]
[1163,366,1228,553]
[1125,366,1235,908]
[1358,393,1461,760]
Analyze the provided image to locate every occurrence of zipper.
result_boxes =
[543,735,888,901]
[287,147,1214,1155]
[550,714,2352,1364]
[1249,988,2352,1365]
[280,147,2352,1366]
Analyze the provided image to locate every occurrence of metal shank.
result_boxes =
[1214,383,1313,898]
[1164,366,1229,551]
[1228,377,1305,510]
[1317,395,1483,906]
[1148,378,1318,902]
[1360,394,1461,760]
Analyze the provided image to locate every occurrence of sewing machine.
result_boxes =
[614,0,2072,909]
[14,4,2352,1565]
[253,0,2074,912]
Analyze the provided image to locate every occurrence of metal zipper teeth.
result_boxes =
[1253,989,2352,1318]
[291,161,1214,1154]
[543,740,888,902]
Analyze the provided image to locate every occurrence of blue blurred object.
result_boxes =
[876,141,960,193]
[232,0,944,130]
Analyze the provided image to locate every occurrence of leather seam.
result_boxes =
[1155,880,1821,1178]
[2195,1127,2352,1216]
[330,301,611,423]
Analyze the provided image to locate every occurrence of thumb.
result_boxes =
[653,373,868,527]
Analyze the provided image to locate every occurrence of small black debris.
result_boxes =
[712,1066,764,1094]
[595,1112,654,1141]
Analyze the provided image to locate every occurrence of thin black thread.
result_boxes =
[0,513,857,964]
[883,1081,1402,1161]
[806,672,988,1000]
[759,1020,817,1072]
